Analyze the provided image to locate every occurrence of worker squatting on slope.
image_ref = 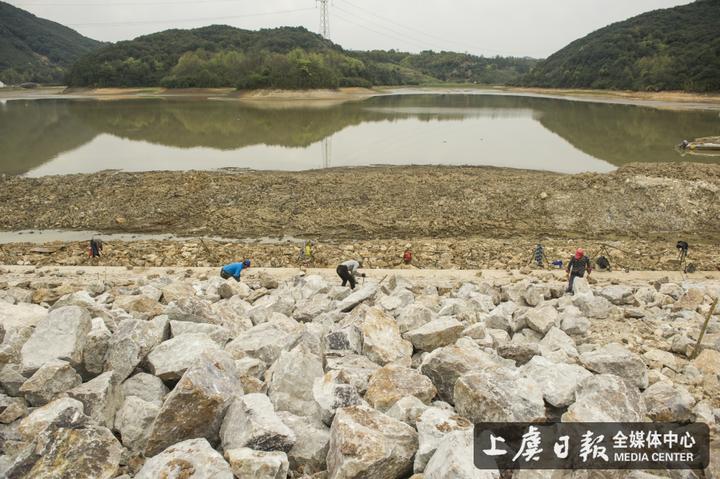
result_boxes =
[220,259,251,282]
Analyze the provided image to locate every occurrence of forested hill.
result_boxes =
[0,1,103,84]
[522,0,720,92]
[66,25,537,89]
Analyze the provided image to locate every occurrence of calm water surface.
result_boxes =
[1,94,718,176]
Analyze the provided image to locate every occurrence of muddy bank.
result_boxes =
[1,163,719,243]
[0,86,378,103]
[5,85,720,111]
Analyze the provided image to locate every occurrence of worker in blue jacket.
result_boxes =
[220,259,251,282]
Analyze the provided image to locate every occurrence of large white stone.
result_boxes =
[220,393,296,452]
[365,364,437,412]
[268,344,324,419]
[385,395,429,427]
[225,317,303,365]
[0,301,48,332]
[641,381,696,422]
[324,354,381,395]
[572,277,593,298]
[293,295,333,322]
[20,424,123,479]
[538,327,579,363]
[525,305,559,335]
[224,447,289,479]
[454,368,545,423]
[359,307,413,366]
[20,305,92,375]
[121,372,169,405]
[83,317,112,375]
[136,438,233,479]
[248,294,296,325]
[160,281,196,305]
[19,359,82,406]
[165,295,218,324]
[424,429,499,479]
[519,355,592,407]
[326,405,418,479]
[276,411,330,474]
[113,294,164,320]
[599,285,635,305]
[414,406,473,473]
[114,396,160,451]
[396,303,434,334]
[573,295,612,319]
[420,338,513,403]
[580,343,649,389]
[146,333,222,381]
[336,284,378,312]
[104,316,169,381]
[67,371,123,429]
[144,351,240,456]
[562,374,647,422]
[170,320,232,346]
[18,397,88,441]
[485,301,520,333]
[404,317,464,352]
[312,371,364,426]
[0,393,27,423]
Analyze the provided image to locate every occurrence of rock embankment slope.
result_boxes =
[0,267,718,478]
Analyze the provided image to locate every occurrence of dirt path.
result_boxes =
[2,265,717,290]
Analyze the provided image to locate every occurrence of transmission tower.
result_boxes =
[317,0,330,38]
[322,137,332,169]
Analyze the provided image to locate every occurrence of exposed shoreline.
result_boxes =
[2,84,720,111]
[2,236,719,272]
[1,163,719,270]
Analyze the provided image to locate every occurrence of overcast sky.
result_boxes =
[10,0,692,58]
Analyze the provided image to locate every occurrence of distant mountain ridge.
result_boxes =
[0,1,103,84]
[66,24,536,89]
[1,2,534,89]
[522,0,720,92]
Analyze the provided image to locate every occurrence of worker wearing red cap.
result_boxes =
[566,248,592,294]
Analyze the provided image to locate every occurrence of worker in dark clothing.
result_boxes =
[566,248,591,293]
[221,259,250,282]
[532,243,548,268]
[89,238,103,258]
[336,259,364,290]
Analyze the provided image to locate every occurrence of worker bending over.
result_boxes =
[336,259,364,290]
[221,259,251,282]
[566,248,591,293]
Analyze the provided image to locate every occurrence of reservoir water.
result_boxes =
[1,93,718,176]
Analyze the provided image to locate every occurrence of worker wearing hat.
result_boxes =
[221,259,251,282]
[566,248,591,294]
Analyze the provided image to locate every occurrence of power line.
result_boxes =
[65,7,316,27]
[335,0,489,55]
[331,8,434,52]
[333,4,431,48]
[16,0,250,5]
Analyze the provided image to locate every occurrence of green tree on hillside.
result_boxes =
[522,0,720,92]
